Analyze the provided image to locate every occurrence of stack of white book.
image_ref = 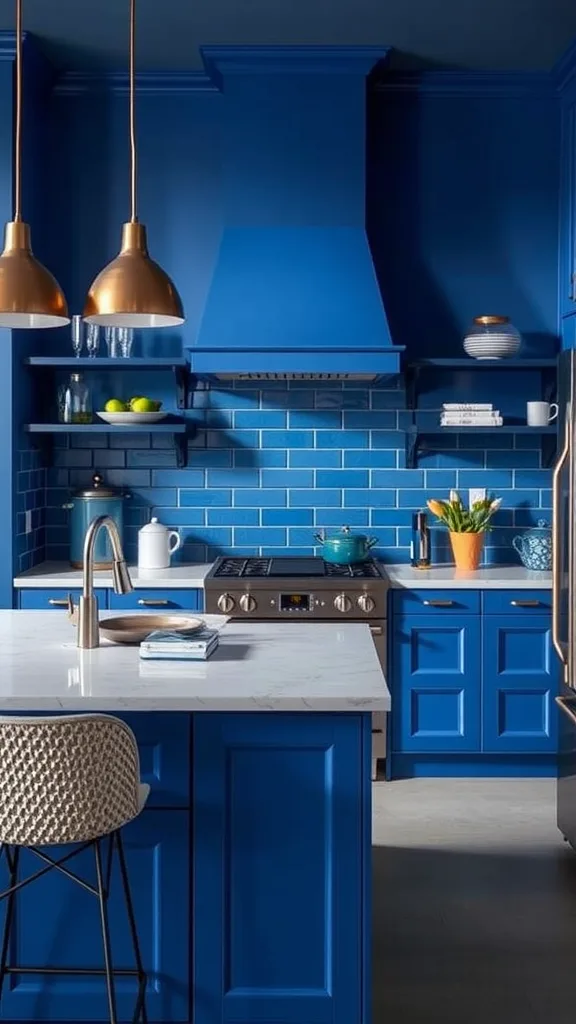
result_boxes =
[440,403,503,427]
[140,626,221,661]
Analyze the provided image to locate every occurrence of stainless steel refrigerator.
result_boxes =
[555,351,576,844]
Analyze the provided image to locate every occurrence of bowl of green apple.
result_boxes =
[97,396,167,425]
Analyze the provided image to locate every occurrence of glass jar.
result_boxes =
[59,373,92,424]
[463,316,521,359]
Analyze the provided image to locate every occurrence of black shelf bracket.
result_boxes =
[173,431,188,469]
[174,365,195,410]
[404,366,420,413]
[405,430,419,469]
[542,433,556,469]
[542,367,557,406]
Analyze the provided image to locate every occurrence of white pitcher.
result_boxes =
[138,517,181,570]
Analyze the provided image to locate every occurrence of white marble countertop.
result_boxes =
[0,612,389,712]
[13,561,213,589]
[384,564,552,589]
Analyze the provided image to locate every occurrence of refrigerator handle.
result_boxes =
[556,695,576,726]
[552,413,571,681]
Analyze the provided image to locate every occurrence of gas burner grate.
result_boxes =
[324,561,381,578]
[214,557,272,579]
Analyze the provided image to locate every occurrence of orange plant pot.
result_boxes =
[449,531,484,571]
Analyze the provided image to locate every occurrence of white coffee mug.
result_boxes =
[526,401,558,427]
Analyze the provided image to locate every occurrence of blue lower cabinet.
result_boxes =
[108,589,202,612]
[0,810,190,1022]
[392,615,481,753]
[482,616,558,754]
[193,713,369,1024]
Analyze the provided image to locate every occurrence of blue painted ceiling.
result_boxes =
[1,0,575,71]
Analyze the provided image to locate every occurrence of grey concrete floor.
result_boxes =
[372,779,576,1023]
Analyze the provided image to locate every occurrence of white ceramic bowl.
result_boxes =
[463,334,521,360]
[97,411,168,425]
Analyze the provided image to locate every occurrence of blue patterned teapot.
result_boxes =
[512,520,552,571]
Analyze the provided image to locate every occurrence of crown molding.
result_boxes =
[201,45,391,88]
[53,69,218,96]
[376,69,555,98]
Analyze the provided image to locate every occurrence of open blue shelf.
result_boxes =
[24,420,189,467]
[24,357,191,409]
[407,358,557,370]
[25,357,188,369]
[406,424,558,468]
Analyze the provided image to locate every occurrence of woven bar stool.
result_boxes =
[0,714,150,1024]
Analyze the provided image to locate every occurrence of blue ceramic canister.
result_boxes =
[512,519,552,571]
[63,473,129,568]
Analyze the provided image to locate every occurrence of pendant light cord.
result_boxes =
[14,0,22,222]
[129,0,137,223]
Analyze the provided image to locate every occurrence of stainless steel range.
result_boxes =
[205,556,388,776]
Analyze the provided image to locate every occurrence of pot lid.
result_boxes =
[524,519,550,538]
[139,517,169,534]
[72,472,119,499]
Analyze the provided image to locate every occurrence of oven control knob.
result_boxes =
[357,593,375,614]
[334,593,352,613]
[217,593,236,614]
[239,593,257,613]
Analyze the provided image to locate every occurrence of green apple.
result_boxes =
[104,399,127,413]
[131,397,157,413]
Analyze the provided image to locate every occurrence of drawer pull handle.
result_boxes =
[423,600,454,607]
[48,598,70,607]
[510,600,540,607]
[369,625,384,635]
[137,599,169,607]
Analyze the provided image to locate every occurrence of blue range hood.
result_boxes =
[189,46,403,382]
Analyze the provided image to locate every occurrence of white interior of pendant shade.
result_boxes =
[0,312,70,328]
[83,313,185,328]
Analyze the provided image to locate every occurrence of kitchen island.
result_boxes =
[0,612,388,1024]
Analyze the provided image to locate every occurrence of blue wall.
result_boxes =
[16,66,561,572]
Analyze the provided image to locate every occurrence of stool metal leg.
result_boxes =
[115,832,148,1024]
[94,838,118,1024]
[0,846,19,1002]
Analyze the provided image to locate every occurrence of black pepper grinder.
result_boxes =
[411,511,431,569]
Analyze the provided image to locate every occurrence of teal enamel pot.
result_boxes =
[314,526,379,565]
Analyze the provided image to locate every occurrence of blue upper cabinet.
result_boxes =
[559,98,576,323]
[482,616,558,753]
[193,712,369,1024]
[190,47,401,380]
[392,614,481,753]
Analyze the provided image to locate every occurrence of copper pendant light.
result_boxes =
[83,0,184,328]
[0,0,69,328]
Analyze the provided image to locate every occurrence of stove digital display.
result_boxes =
[280,593,311,612]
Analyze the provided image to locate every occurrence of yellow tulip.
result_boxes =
[427,499,446,519]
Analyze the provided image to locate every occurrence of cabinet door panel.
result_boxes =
[560,101,576,320]
[392,615,481,753]
[482,616,558,753]
[0,810,190,1022]
[193,713,368,1024]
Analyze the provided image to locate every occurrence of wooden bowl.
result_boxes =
[99,614,205,645]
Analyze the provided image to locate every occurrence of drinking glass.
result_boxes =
[70,315,84,357]
[104,327,119,358]
[86,323,100,358]
[118,327,134,358]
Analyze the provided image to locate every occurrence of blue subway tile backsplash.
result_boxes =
[31,381,553,568]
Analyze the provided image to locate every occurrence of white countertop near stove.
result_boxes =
[0,612,389,712]
[13,561,213,589]
[384,564,552,589]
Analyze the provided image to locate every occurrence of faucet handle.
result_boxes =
[67,592,78,624]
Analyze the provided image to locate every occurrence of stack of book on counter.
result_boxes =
[140,625,221,661]
[440,403,503,428]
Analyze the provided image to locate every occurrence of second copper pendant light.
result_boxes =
[83,0,184,328]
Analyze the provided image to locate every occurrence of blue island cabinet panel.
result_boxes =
[193,713,370,1024]
[482,616,558,753]
[0,810,190,1022]
[393,615,481,753]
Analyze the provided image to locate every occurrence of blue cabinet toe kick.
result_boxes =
[389,754,557,779]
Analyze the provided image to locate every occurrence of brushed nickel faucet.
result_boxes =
[69,514,133,649]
